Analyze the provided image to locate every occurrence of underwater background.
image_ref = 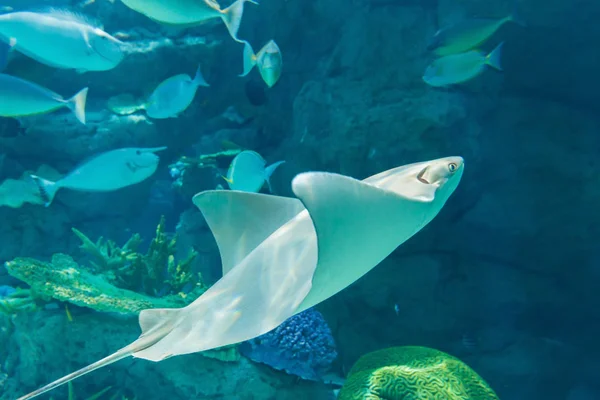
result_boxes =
[1,0,599,399]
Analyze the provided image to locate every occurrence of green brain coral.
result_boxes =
[338,346,499,400]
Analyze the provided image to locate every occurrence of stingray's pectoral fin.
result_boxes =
[192,190,306,276]
[292,172,431,311]
[131,307,183,362]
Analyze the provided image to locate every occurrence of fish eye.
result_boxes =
[448,162,458,173]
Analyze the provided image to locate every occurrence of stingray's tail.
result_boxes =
[16,347,132,400]
[17,308,182,399]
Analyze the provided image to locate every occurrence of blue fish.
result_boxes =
[423,42,503,87]
[223,150,285,193]
[144,65,209,119]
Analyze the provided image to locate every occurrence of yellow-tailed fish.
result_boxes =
[240,40,282,88]
[30,147,167,206]
[119,0,257,43]
[0,10,124,72]
[224,150,285,193]
[0,73,88,124]
[428,12,523,57]
[422,42,503,87]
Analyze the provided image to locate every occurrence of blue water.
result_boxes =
[1,0,599,399]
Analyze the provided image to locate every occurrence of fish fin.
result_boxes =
[36,8,104,29]
[192,190,305,276]
[0,42,9,72]
[30,175,60,207]
[292,172,432,312]
[0,37,16,72]
[509,0,527,27]
[15,346,132,400]
[221,175,234,185]
[193,64,210,87]
[485,42,504,71]
[221,0,258,43]
[138,308,180,337]
[239,40,257,77]
[264,160,285,193]
[82,29,94,53]
[66,87,88,125]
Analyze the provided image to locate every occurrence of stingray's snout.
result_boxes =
[447,156,464,173]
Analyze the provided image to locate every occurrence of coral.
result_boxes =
[54,382,113,400]
[338,346,499,400]
[73,216,205,297]
[3,254,202,315]
[239,308,337,381]
[168,148,242,198]
[0,285,16,298]
[0,288,43,315]
[201,345,241,363]
[71,228,142,274]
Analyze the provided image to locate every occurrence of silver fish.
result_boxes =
[119,0,257,43]
[30,147,167,206]
[0,10,123,72]
[0,73,88,124]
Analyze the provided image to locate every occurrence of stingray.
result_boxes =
[17,156,464,400]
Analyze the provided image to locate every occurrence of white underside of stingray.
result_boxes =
[17,156,464,400]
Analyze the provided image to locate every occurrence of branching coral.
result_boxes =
[52,382,113,400]
[0,287,44,315]
[73,216,205,297]
[71,228,142,273]
[168,148,242,197]
[239,308,337,381]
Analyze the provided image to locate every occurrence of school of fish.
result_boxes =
[0,1,282,126]
[423,8,525,86]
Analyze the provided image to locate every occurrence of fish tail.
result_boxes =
[0,38,15,72]
[0,42,8,72]
[66,87,89,125]
[485,42,504,71]
[193,64,210,87]
[30,175,59,207]
[264,160,285,192]
[16,347,132,400]
[239,40,257,77]
[509,0,527,27]
[221,0,258,43]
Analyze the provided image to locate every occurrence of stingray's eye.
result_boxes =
[448,162,458,173]
[136,150,141,156]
